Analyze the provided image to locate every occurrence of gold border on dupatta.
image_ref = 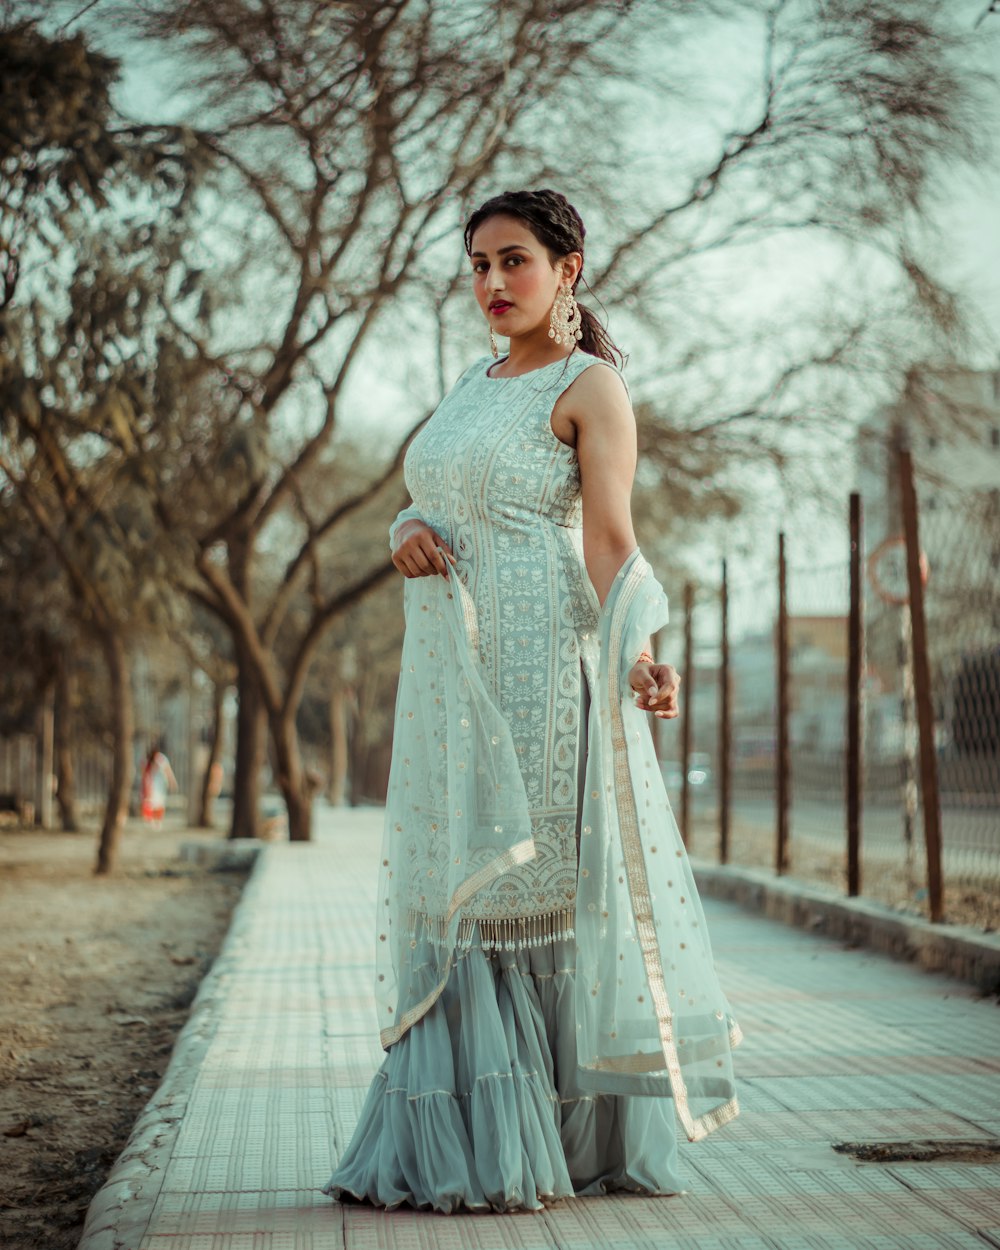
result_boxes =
[379,837,535,1049]
[600,555,740,1143]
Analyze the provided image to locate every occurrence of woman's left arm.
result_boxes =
[570,363,638,606]
[570,363,680,720]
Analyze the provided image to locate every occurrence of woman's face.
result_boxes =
[469,213,579,345]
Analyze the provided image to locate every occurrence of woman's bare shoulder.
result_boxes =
[557,358,632,427]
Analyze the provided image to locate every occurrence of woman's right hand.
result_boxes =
[391,519,458,580]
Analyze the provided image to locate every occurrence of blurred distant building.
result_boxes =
[724,617,847,760]
[788,615,847,754]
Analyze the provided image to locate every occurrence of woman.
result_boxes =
[140,741,176,830]
[323,189,742,1214]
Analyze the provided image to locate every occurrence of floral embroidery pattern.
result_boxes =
[398,352,623,923]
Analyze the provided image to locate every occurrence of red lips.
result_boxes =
[489,301,512,312]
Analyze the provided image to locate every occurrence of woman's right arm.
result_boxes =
[388,504,426,552]
[389,504,457,579]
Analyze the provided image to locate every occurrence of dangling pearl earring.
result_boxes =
[489,326,500,358]
[548,283,583,347]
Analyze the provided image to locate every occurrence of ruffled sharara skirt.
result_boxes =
[323,666,686,1213]
[321,926,687,1213]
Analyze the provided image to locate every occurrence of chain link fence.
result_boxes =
[658,477,999,931]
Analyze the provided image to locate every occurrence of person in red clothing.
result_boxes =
[140,741,177,829]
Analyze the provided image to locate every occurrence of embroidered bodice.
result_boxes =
[396,349,627,924]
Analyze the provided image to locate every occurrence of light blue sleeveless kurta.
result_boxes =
[322,349,688,1212]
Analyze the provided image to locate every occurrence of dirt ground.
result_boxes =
[686,814,999,930]
[0,820,250,1250]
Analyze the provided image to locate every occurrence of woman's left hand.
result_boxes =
[627,661,681,719]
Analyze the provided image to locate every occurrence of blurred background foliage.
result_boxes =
[0,0,996,872]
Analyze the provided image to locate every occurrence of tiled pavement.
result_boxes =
[80,805,1000,1250]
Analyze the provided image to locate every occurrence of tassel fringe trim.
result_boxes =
[406,907,576,954]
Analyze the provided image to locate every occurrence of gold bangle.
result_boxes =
[636,650,654,665]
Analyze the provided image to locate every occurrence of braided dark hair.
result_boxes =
[463,189,625,369]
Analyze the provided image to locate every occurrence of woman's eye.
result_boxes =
[472,256,524,274]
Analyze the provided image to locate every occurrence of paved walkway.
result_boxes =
[80,806,1000,1250]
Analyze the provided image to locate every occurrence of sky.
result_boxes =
[46,0,1000,608]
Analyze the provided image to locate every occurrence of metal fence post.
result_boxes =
[898,449,944,922]
[719,559,731,865]
[847,493,862,896]
[776,533,790,875]
[680,582,694,848]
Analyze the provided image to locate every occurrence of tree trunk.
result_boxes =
[54,650,78,832]
[347,675,391,804]
[94,631,133,875]
[38,679,55,829]
[272,705,312,841]
[230,645,265,840]
[348,720,363,807]
[197,680,225,829]
[227,534,265,840]
[327,683,348,805]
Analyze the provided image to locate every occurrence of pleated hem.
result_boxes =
[324,1180,569,1216]
[323,1174,690,1215]
[322,934,688,1213]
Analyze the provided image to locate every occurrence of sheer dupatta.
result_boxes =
[374,552,535,1048]
[376,531,742,1141]
[574,547,743,1141]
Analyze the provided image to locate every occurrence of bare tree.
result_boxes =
[6,0,993,844]
[94,0,663,840]
[0,17,214,870]
[144,0,991,837]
